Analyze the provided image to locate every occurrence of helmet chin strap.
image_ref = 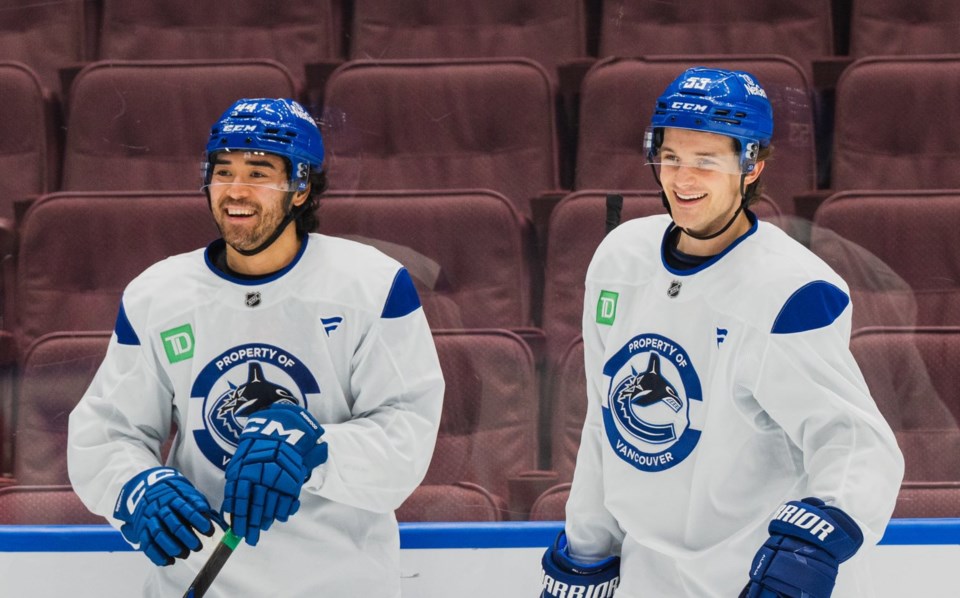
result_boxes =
[650,165,748,241]
[232,191,307,257]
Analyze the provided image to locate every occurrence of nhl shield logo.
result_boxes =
[245,291,261,307]
[667,280,682,298]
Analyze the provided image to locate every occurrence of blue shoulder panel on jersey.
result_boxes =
[381,268,422,319]
[114,301,140,346]
[771,281,850,335]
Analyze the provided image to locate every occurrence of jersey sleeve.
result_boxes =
[304,267,444,512]
[564,278,626,561]
[752,280,904,544]
[67,297,176,523]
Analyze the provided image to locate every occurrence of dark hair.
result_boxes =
[294,168,328,236]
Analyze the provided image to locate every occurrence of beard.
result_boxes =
[213,193,294,253]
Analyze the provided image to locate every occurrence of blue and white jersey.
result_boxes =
[68,233,444,598]
[566,215,903,597]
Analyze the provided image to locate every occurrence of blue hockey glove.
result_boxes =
[741,497,864,598]
[222,403,328,546]
[115,467,219,567]
[540,531,620,598]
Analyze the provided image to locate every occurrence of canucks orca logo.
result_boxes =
[190,343,321,469]
[603,334,703,472]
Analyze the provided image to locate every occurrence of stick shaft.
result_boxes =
[183,529,241,598]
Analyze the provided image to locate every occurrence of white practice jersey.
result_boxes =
[68,233,444,598]
[566,215,904,597]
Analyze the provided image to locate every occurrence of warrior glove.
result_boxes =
[540,531,620,598]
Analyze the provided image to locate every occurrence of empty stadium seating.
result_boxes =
[98,0,340,83]
[410,330,540,520]
[350,0,586,80]
[597,0,833,78]
[0,485,106,524]
[0,62,56,221]
[61,60,297,191]
[849,1,960,57]
[14,192,218,349]
[831,57,960,192]
[322,59,560,217]
[576,56,817,215]
[318,190,536,330]
[811,191,960,329]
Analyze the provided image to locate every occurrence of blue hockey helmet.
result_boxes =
[204,98,325,192]
[645,67,773,174]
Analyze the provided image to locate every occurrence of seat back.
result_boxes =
[598,0,832,78]
[323,59,559,216]
[425,330,539,507]
[396,482,502,522]
[0,62,54,219]
[62,60,297,191]
[850,327,960,482]
[15,192,218,347]
[0,0,90,94]
[14,332,109,485]
[319,190,534,329]
[0,485,107,524]
[850,2,960,57]
[812,191,960,329]
[576,56,816,215]
[832,57,960,191]
[98,0,339,81]
[350,0,586,80]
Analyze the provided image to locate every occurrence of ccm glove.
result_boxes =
[540,531,620,598]
[222,403,328,546]
[115,467,218,566]
[741,497,864,598]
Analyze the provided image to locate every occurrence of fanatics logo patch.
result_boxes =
[161,324,195,364]
[596,290,619,325]
[245,292,261,308]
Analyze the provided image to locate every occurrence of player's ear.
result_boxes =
[291,185,310,207]
[744,160,765,185]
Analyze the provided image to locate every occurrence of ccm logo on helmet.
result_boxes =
[221,124,258,133]
[670,102,709,112]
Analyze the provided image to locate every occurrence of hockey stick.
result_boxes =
[182,528,241,598]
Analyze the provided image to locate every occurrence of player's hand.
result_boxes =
[115,467,218,567]
[540,531,620,598]
[741,497,863,598]
[222,403,328,546]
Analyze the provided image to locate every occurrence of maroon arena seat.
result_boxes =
[98,0,340,83]
[0,0,91,95]
[0,62,55,220]
[350,0,586,80]
[528,482,571,522]
[812,191,960,329]
[893,482,960,518]
[415,330,539,520]
[318,190,535,330]
[397,482,502,522]
[0,485,107,524]
[14,192,217,348]
[832,57,960,192]
[576,56,816,215]
[597,0,832,78]
[548,337,587,483]
[542,190,781,373]
[322,59,559,217]
[62,60,297,192]
[850,2,960,57]
[851,327,960,483]
[13,332,109,486]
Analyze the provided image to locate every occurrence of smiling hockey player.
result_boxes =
[540,68,903,597]
[68,98,444,597]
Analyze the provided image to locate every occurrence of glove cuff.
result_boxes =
[114,467,181,522]
[767,497,864,563]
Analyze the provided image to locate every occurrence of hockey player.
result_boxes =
[540,68,904,597]
[68,98,445,597]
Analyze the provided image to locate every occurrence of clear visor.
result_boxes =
[200,150,299,193]
[643,127,749,176]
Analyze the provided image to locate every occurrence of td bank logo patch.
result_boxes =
[596,290,619,325]
[161,324,195,363]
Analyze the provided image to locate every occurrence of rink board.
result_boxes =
[0,520,957,596]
